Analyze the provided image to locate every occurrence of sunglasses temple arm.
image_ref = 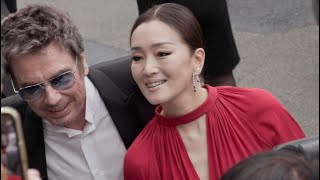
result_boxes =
[10,78,19,93]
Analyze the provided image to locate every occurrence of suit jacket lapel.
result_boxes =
[23,107,48,180]
[88,69,143,148]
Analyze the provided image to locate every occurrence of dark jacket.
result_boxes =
[1,56,155,180]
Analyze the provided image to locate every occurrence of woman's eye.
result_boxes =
[132,56,142,61]
[158,52,171,57]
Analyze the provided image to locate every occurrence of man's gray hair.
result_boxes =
[1,5,84,75]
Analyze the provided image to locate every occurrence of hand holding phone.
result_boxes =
[1,107,28,180]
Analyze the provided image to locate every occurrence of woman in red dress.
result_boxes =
[124,3,305,180]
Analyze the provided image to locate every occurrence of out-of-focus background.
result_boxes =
[3,0,319,136]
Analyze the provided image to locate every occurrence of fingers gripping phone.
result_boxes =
[1,107,28,180]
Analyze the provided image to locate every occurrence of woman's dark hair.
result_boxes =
[130,3,204,53]
[221,147,319,180]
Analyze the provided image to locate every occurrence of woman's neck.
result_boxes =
[161,86,208,117]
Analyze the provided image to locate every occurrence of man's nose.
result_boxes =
[43,86,61,105]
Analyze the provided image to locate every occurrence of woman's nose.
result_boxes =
[143,57,159,76]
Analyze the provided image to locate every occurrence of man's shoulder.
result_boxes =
[89,55,132,75]
[1,94,26,109]
[88,55,137,94]
[1,94,31,120]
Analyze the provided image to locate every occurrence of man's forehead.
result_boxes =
[11,52,74,82]
[12,61,73,88]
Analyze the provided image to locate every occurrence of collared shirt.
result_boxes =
[43,77,127,180]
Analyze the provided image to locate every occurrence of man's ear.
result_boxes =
[79,53,89,76]
[193,48,205,71]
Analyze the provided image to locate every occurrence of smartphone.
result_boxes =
[1,106,28,180]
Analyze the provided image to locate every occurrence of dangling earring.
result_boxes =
[192,68,200,92]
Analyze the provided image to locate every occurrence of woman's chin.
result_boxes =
[146,97,164,106]
[148,100,161,106]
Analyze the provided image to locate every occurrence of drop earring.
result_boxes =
[192,68,200,92]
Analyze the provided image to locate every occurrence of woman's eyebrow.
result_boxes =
[131,42,175,51]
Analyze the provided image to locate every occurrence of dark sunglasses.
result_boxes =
[11,58,78,102]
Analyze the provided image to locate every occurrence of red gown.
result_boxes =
[7,176,22,180]
[124,85,305,180]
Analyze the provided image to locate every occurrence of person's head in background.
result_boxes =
[130,3,206,113]
[1,5,89,130]
[220,146,319,180]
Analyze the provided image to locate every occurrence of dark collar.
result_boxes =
[87,68,129,107]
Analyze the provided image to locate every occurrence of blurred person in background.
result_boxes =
[220,146,319,180]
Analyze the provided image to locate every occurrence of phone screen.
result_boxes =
[1,112,26,180]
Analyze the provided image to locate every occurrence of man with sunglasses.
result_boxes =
[1,5,154,180]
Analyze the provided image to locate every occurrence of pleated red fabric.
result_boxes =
[124,85,305,180]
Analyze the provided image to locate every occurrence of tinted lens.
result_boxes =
[18,72,75,101]
[19,85,43,101]
[50,72,75,90]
